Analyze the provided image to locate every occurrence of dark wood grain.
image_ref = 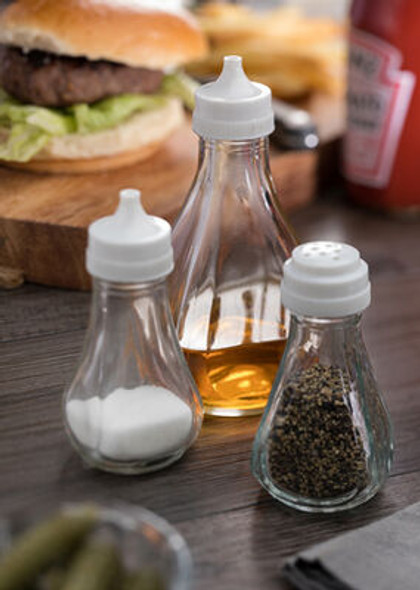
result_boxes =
[1,189,420,589]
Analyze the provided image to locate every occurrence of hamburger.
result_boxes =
[0,0,207,173]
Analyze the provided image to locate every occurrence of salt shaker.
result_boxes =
[170,55,297,417]
[252,241,393,512]
[63,189,203,474]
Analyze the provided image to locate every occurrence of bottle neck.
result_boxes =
[198,136,271,194]
[85,278,174,354]
[287,313,365,365]
[89,278,170,325]
[291,314,363,331]
[92,277,168,300]
[200,136,269,157]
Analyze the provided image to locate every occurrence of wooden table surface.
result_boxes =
[1,188,420,589]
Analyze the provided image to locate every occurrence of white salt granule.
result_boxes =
[66,385,193,461]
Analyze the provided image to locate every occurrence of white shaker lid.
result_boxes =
[281,241,371,318]
[192,55,274,140]
[86,188,173,282]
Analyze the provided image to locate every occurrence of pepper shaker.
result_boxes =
[252,241,393,512]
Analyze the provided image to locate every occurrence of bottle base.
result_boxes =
[76,448,186,475]
[204,405,264,417]
[256,475,385,513]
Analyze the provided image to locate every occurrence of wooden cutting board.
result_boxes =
[0,95,344,290]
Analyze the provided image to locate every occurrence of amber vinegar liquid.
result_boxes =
[183,339,287,417]
[177,286,289,417]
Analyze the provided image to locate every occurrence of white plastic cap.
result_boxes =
[86,189,173,282]
[281,241,371,318]
[192,55,274,140]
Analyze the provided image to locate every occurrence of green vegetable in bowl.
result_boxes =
[0,509,97,590]
[123,568,166,590]
[60,542,121,590]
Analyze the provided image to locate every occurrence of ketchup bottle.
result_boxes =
[344,0,420,214]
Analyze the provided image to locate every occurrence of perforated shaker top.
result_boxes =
[281,241,371,318]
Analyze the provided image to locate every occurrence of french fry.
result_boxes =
[188,3,347,100]
[197,5,304,45]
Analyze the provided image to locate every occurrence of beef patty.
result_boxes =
[0,45,164,107]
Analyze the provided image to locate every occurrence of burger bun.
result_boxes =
[0,0,208,68]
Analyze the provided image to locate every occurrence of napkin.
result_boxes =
[283,501,420,590]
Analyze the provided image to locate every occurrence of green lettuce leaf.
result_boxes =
[0,72,197,162]
[0,98,74,161]
[69,94,169,134]
[0,94,75,134]
[161,71,199,111]
[0,123,50,161]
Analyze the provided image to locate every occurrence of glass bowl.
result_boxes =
[0,502,193,590]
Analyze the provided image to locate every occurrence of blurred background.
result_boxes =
[196,0,350,19]
[186,0,349,101]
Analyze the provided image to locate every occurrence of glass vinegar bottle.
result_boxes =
[170,56,297,417]
[252,242,393,512]
[63,189,203,475]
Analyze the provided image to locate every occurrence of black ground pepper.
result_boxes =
[268,363,369,499]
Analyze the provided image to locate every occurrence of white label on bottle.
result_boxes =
[344,29,416,188]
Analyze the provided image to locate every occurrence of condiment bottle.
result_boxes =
[344,0,420,214]
[170,55,297,417]
[63,189,203,474]
[252,241,393,512]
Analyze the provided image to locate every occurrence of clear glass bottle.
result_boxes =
[63,189,203,475]
[170,56,297,417]
[252,241,393,512]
